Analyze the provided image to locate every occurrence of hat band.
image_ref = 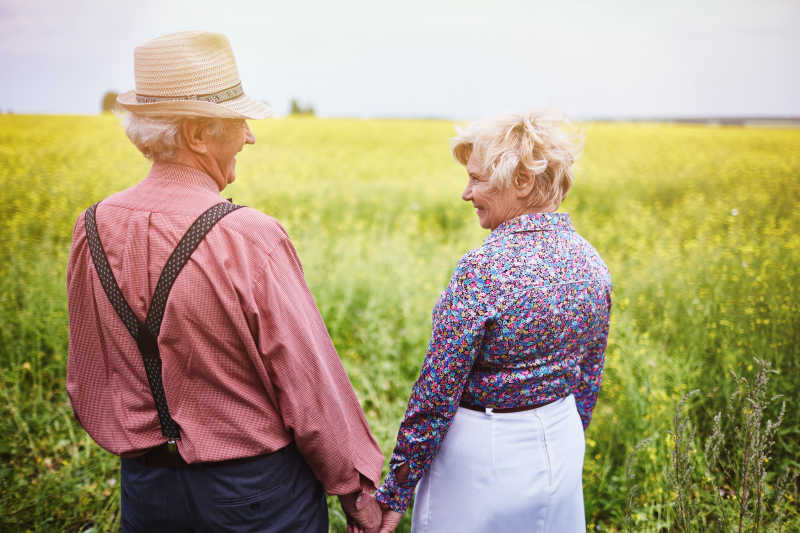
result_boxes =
[136,82,244,104]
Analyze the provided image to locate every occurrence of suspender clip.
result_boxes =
[167,439,179,455]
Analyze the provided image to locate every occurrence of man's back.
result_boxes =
[67,162,382,489]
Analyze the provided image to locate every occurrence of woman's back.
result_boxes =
[453,212,612,427]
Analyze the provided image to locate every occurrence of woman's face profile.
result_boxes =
[461,151,524,230]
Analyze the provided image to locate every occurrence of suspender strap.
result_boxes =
[84,201,243,442]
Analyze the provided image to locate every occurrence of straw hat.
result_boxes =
[117,31,271,119]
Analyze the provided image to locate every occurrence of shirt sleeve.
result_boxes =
[572,286,612,430]
[376,256,492,512]
[251,234,384,495]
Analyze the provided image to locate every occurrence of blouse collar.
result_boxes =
[485,212,573,244]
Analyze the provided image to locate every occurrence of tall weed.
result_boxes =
[627,359,798,532]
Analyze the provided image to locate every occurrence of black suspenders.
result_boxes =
[84,201,243,452]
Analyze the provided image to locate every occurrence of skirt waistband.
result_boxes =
[459,396,559,414]
[457,394,576,419]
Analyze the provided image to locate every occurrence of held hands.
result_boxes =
[339,491,405,533]
[377,502,403,533]
[339,490,381,533]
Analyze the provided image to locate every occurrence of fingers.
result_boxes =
[346,517,365,533]
[377,510,403,533]
[353,493,381,532]
[341,491,381,533]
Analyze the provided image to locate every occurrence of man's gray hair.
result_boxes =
[123,114,226,161]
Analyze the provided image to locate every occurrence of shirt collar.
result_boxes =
[144,161,221,194]
[484,212,574,244]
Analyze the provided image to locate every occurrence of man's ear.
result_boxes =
[512,169,535,199]
[180,119,209,154]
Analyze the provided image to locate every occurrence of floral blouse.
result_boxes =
[376,212,612,512]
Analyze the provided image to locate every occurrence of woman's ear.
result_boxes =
[180,119,210,154]
[512,169,535,198]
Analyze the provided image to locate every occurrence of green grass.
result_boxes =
[0,115,798,531]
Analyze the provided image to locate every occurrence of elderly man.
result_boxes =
[66,31,384,533]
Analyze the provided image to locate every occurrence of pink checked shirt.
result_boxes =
[66,162,383,494]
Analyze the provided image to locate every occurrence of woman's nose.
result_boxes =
[462,183,472,202]
[244,122,255,144]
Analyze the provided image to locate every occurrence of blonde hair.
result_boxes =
[451,111,582,211]
[123,114,227,161]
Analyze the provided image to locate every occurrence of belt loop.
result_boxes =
[484,407,494,416]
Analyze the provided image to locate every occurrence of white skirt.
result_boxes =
[411,394,586,533]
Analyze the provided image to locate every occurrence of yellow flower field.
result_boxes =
[0,115,798,531]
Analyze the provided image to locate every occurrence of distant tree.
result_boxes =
[101,91,121,113]
[289,98,315,116]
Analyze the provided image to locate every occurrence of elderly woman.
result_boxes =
[375,112,611,532]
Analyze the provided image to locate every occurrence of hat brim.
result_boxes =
[117,91,271,119]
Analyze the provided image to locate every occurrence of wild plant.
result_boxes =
[710,358,792,533]
[625,436,653,533]
[628,358,797,532]
[666,389,701,532]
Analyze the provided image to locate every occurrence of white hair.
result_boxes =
[451,111,583,211]
[122,114,227,161]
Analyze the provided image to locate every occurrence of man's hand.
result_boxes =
[339,490,381,533]
[377,502,404,533]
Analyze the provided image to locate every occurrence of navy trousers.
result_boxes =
[120,443,328,533]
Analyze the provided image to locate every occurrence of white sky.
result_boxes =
[1,0,798,118]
